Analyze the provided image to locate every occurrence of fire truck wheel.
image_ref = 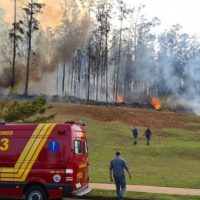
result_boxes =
[25,185,48,200]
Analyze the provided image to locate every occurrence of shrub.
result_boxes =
[0,96,56,123]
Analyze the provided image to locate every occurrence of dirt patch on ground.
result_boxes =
[51,103,200,131]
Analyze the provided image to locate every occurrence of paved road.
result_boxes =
[89,183,200,196]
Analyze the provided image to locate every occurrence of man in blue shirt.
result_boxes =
[109,151,131,200]
[144,127,152,145]
[132,127,138,145]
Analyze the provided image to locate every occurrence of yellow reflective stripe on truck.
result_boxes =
[0,123,56,181]
[1,123,47,176]
[1,123,45,174]
[19,123,56,181]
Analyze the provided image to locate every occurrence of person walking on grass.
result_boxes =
[132,127,138,145]
[109,150,131,200]
[144,126,152,145]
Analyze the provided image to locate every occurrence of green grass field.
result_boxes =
[87,119,200,189]
[56,112,200,189]
[52,105,200,200]
[86,189,200,200]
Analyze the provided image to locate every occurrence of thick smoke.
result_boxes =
[0,64,24,88]
[0,0,91,91]
[39,0,62,28]
[1,0,200,116]
[158,32,200,115]
[0,0,61,29]
[0,1,13,24]
[180,56,200,115]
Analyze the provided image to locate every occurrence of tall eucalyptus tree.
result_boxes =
[22,0,45,96]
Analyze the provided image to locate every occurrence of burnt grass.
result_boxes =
[52,103,200,131]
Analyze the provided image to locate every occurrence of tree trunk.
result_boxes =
[56,66,59,95]
[11,0,17,90]
[62,60,66,96]
[115,17,123,101]
[24,0,33,96]
[105,17,108,102]
[86,43,91,103]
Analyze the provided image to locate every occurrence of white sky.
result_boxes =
[124,0,199,34]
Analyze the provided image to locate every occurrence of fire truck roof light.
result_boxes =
[65,120,86,126]
[65,120,76,125]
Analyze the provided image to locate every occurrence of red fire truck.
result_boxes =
[0,120,91,200]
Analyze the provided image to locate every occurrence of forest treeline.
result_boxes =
[0,0,200,109]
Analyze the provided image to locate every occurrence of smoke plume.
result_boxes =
[0,0,91,91]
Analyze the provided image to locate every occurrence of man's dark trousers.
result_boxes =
[114,174,126,200]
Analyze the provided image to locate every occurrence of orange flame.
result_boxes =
[151,97,161,110]
[115,93,125,103]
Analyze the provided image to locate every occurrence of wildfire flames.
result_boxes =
[115,93,125,103]
[151,97,161,110]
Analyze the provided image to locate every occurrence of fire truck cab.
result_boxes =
[0,120,91,200]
